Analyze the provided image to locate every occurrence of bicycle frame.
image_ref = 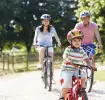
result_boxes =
[44,46,52,75]
[38,44,55,91]
[65,65,90,100]
[72,71,83,100]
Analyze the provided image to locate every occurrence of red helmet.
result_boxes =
[67,29,84,42]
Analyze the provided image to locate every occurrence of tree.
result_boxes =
[0,0,78,51]
[12,0,78,50]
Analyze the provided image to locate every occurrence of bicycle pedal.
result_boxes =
[59,97,64,100]
[78,88,86,95]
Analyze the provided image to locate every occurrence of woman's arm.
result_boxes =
[33,27,38,46]
[52,27,61,47]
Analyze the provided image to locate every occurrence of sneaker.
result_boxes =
[52,77,56,84]
[41,72,44,78]
[59,97,64,100]
[37,64,43,69]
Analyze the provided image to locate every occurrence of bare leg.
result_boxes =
[48,52,55,83]
[81,78,87,88]
[62,88,70,98]
[37,47,45,67]
[92,55,95,67]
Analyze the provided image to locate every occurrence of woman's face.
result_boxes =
[72,38,82,48]
[42,19,50,26]
[81,16,90,25]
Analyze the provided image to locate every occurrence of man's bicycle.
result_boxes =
[82,44,98,93]
[63,64,93,100]
[38,44,56,91]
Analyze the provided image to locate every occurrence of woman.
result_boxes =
[33,14,61,70]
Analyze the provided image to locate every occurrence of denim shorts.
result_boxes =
[82,44,96,56]
[36,42,54,53]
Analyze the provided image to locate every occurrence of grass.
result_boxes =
[94,70,105,81]
[0,54,105,82]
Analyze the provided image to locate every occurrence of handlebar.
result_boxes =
[35,44,57,48]
[74,63,97,71]
[74,64,91,70]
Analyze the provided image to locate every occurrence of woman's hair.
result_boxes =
[40,24,52,32]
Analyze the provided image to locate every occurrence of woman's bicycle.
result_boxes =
[38,44,56,91]
[63,64,93,100]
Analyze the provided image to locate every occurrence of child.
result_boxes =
[59,29,96,100]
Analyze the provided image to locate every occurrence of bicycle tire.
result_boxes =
[43,61,48,89]
[47,61,53,91]
[81,92,88,100]
[85,69,94,93]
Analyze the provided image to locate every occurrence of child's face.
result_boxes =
[72,38,82,48]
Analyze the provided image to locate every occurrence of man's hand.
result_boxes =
[98,44,103,48]
[98,45,103,53]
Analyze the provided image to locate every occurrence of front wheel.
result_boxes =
[85,69,94,93]
[47,61,53,91]
[43,61,48,89]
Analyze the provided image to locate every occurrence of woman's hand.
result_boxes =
[33,42,37,48]
[57,42,61,47]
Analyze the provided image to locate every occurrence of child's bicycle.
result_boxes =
[38,44,56,91]
[63,64,94,100]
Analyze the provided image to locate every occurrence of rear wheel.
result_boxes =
[85,69,94,93]
[43,61,48,89]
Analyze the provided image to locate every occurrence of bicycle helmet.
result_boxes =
[67,29,84,42]
[80,11,90,18]
[40,14,51,20]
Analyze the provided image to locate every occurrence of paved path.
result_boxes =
[0,69,105,100]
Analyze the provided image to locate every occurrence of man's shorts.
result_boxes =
[82,44,96,56]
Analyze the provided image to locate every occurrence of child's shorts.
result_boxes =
[60,69,87,88]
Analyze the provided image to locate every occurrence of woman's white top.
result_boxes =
[33,25,60,46]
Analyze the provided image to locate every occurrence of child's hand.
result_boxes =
[92,66,97,71]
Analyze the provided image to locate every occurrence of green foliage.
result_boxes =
[0,0,78,52]
[75,0,105,52]
[14,24,23,33]
[95,70,105,81]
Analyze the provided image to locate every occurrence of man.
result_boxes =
[74,10,102,68]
